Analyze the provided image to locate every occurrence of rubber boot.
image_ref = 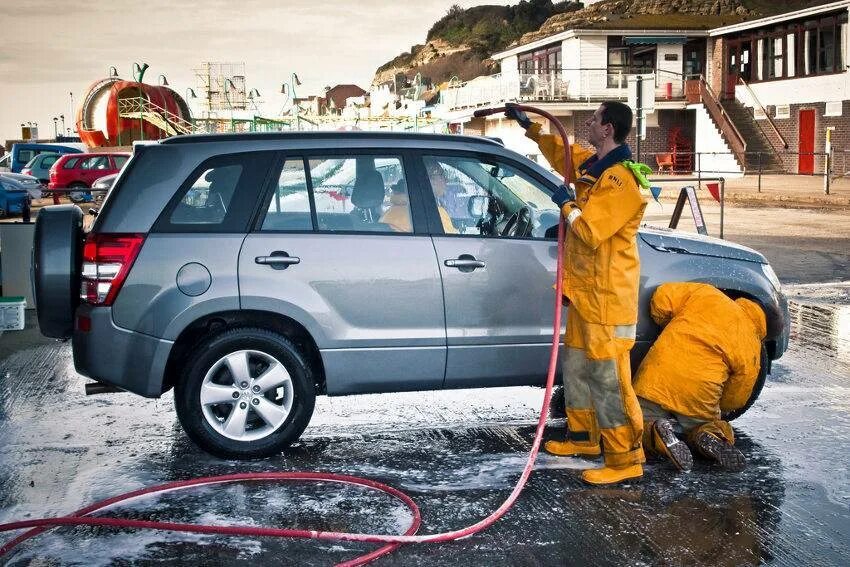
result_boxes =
[651,419,693,472]
[544,440,601,457]
[581,463,643,485]
[693,431,746,472]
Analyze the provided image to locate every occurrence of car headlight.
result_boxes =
[761,263,781,292]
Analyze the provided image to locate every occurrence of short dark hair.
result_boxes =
[600,101,633,144]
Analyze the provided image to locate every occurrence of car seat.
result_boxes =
[350,162,385,229]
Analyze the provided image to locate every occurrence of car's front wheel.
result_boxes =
[175,328,316,459]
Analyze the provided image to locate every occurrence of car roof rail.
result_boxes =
[159,131,504,147]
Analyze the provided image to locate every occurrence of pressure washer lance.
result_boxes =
[0,105,572,567]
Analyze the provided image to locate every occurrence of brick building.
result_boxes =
[437,1,849,178]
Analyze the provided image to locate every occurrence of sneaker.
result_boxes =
[581,464,643,485]
[652,419,693,472]
[693,431,746,472]
[544,440,601,457]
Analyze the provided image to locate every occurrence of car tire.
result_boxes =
[32,204,83,338]
[722,344,769,422]
[68,182,89,203]
[174,327,316,459]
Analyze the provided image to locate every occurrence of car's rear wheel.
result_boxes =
[32,204,83,338]
[68,182,90,203]
[175,327,316,459]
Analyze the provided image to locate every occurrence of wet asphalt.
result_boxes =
[0,284,848,566]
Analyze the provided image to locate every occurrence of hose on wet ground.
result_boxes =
[0,104,572,566]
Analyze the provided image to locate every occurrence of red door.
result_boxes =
[798,109,815,175]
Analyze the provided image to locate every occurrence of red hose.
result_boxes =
[0,105,572,566]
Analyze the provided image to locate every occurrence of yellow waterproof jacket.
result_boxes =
[526,123,647,325]
[380,193,412,232]
[378,193,457,234]
[633,283,768,420]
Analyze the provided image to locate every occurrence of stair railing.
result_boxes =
[118,97,194,135]
[737,76,789,150]
[698,76,747,166]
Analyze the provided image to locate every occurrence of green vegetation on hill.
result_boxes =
[427,1,581,56]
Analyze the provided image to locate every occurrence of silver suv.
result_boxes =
[33,132,789,459]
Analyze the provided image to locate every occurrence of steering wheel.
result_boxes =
[501,206,532,237]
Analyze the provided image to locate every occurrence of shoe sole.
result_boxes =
[544,442,601,458]
[653,420,693,472]
[581,470,643,485]
[696,433,746,472]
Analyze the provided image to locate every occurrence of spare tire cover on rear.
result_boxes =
[33,205,83,338]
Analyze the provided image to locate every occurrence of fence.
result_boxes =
[642,150,835,193]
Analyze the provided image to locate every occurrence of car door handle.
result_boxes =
[255,251,300,270]
[444,255,485,271]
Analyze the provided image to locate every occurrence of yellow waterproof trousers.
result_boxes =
[563,309,645,467]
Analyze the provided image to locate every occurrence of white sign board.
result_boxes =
[627,74,655,113]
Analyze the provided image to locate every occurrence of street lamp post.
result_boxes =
[53,117,58,139]
[132,62,149,141]
[59,114,65,136]
[225,79,237,132]
[280,73,302,126]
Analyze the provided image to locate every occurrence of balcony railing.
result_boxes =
[439,68,691,111]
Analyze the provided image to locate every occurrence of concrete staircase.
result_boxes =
[689,103,743,176]
[719,99,784,172]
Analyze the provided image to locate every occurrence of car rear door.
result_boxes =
[417,151,565,389]
[238,150,446,395]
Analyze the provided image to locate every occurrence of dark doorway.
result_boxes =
[725,40,752,98]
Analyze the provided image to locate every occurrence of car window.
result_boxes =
[63,157,81,169]
[81,156,110,170]
[308,156,411,233]
[260,158,312,231]
[170,164,242,225]
[423,155,559,239]
[112,155,129,169]
[41,155,58,168]
[17,150,34,164]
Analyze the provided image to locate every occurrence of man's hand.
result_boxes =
[551,183,577,208]
[504,103,532,129]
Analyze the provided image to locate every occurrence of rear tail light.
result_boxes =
[21,168,32,176]
[81,233,145,306]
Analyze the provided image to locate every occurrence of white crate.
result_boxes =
[0,297,26,331]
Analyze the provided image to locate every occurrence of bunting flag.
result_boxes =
[706,182,721,203]
[649,186,662,203]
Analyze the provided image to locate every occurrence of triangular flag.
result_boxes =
[649,186,662,203]
[705,182,721,203]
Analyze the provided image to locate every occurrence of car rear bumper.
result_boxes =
[72,305,173,398]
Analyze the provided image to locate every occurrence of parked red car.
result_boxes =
[48,153,129,202]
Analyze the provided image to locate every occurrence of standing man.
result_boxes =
[505,102,648,485]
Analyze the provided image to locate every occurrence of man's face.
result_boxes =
[585,105,612,149]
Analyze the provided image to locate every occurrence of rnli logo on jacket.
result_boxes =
[607,174,624,188]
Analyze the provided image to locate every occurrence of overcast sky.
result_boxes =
[1,0,515,142]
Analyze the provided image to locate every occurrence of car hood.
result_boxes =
[639,226,766,264]
[0,178,29,192]
[0,172,39,184]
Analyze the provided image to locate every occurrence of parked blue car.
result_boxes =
[0,177,31,217]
